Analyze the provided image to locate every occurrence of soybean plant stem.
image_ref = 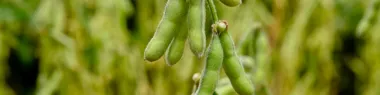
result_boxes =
[207,0,219,22]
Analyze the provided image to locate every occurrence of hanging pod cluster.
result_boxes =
[144,0,207,65]
[195,21,254,95]
[144,0,244,63]
[144,0,253,95]
[144,0,189,64]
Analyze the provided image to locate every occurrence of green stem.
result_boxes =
[207,0,219,22]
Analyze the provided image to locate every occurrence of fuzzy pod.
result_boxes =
[236,31,253,56]
[144,0,188,62]
[165,24,188,66]
[188,0,206,58]
[218,22,254,95]
[195,34,224,95]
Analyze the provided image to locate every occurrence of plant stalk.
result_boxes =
[207,0,219,22]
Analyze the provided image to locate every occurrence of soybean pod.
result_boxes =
[188,0,206,58]
[218,22,254,95]
[219,0,241,7]
[165,22,188,66]
[237,35,251,56]
[195,34,224,95]
[144,0,188,62]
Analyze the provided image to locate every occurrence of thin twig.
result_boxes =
[206,0,219,22]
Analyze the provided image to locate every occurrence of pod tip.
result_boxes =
[196,52,204,58]
[164,56,177,66]
[192,73,201,82]
[143,54,160,62]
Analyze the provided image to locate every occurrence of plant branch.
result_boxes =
[207,0,219,22]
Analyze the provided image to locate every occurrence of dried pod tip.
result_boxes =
[216,22,227,32]
[192,73,201,83]
[212,20,228,34]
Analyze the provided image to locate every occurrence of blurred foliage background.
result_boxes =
[0,0,379,95]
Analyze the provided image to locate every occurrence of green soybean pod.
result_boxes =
[195,34,224,95]
[144,0,188,62]
[218,23,254,95]
[236,30,253,56]
[219,0,241,7]
[165,24,188,66]
[188,0,206,58]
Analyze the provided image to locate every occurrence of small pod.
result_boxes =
[195,34,224,95]
[236,31,252,56]
[218,22,254,95]
[165,23,188,66]
[238,26,261,57]
[219,0,242,7]
[215,78,236,95]
[188,0,206,58]
[239,56,255,72]
[144,0,188,62]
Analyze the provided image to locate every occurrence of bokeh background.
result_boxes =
[0,0,379,95]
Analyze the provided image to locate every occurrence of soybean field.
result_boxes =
[0,0,379,95]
